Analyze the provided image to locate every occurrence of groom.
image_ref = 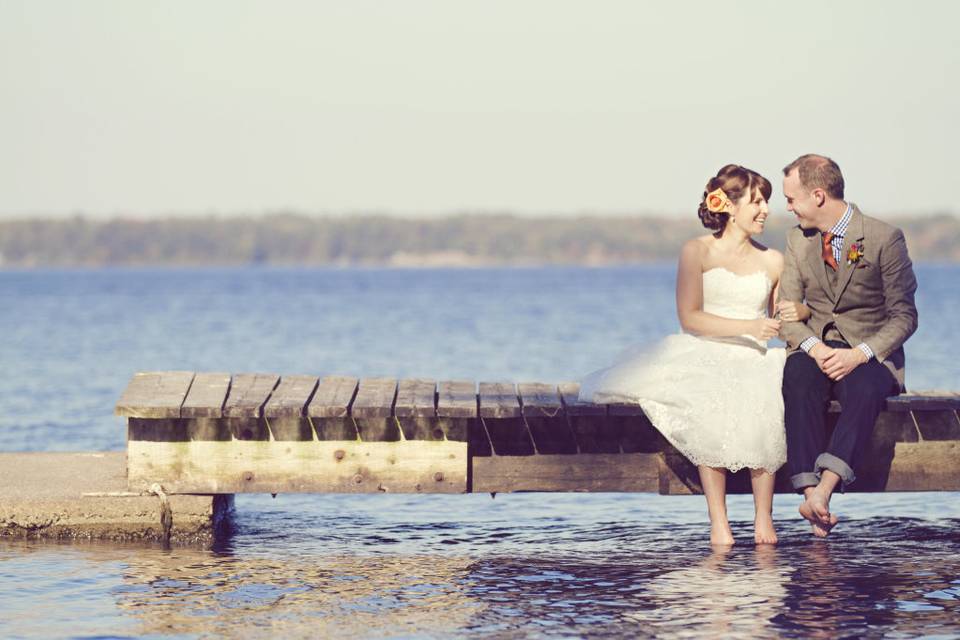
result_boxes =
[778,154,918,537]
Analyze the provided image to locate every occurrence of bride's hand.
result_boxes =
[751,318,782,341]
[776,300,802,322]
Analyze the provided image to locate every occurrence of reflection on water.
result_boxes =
[2,512,958,638]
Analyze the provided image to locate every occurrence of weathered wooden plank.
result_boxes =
[180,372,231,419]
[912,410,960,440]
[607,402,647,417]
[518,382,577,454]
[353,377,400,441]
[223,373,280,419]
[264,375,319,418]
[227,418,269,441]
[127,418,189,442]
[127,440,468,494]
[186,418,231,441]
[352,378,398,419]
[478,382,522,419]
[395,378,443,441]
[568,416,621,454]
[467,417,492,457]
[476,437,960,494]
[657,450,701,495]
[472,453,661,493]
[558,382,620,454]
[263,374,316,440]
[267,418,314,441]
[871,441,960,491]
[518,382,562,418]
[557,383,606,417]
[826,392,960,414]
[617,411,667,453]
[311,416,360,441]
[478,382,533,455]
[115,371,195,418]
[437,380,477,418]
[887,392,960,412]
[867,411,920,447]
[435,381,475,447]
[307,376,359,418]
[395,379,437,418]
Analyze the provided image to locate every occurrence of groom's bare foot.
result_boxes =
[710,521,735,546]
[799,491,839,537]
[809,514,840,538]
[754,514,778,545]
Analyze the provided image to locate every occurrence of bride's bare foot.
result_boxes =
[754,513,778,544]
[710,521,735,546]
[799,491,838,537]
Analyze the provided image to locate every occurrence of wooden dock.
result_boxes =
[116,371,960,496]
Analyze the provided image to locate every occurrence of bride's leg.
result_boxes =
[698,466,734,546]
[750,469,778,545]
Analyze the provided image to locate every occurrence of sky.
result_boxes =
[1,1,958,219]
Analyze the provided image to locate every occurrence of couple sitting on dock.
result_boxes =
[579,154,919,545]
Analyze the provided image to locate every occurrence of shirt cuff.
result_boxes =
[857,342,875,361]
[799,337,821,353]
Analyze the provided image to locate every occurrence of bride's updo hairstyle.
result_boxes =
[698,164,773,232]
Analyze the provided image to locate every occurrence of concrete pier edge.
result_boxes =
[0,452,233,544]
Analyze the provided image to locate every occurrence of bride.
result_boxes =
[579,164,809,546]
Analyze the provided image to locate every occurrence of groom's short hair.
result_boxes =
[783,154,845,199]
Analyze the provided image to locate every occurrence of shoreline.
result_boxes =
[3,212,958,267]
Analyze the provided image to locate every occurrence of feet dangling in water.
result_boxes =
[710,521,735,546]
[754,513,778,545]
[799,491,839,537]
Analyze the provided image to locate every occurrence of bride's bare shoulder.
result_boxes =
[761,247,784,268]
[682,235,714,255]
[754,244,784,280]
[750,240,783,264]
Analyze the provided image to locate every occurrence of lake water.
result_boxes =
[1,265,959,638]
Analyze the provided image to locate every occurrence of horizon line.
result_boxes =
[1,208,957,222]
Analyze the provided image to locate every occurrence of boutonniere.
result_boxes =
[846,242,864,266]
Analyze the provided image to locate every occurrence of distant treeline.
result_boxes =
[1,212,958,267]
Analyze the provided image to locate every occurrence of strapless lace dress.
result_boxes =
[578,268,787,473]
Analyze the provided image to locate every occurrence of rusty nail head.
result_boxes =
[243,471,254,482]
[334,449,345,460]
[353,474,363,484]
[434,471,444,482]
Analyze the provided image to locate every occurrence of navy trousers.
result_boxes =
[782,341,898,491]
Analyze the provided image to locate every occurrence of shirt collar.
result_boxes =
[828,203,853,237]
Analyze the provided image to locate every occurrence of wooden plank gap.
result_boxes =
[176,375,197,418]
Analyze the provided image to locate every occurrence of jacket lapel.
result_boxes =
[806,229,836,302]
[834,206,865,305]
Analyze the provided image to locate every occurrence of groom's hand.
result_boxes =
[808,342,834,372]
[821,348,869,381]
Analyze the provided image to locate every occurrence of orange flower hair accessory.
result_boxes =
[705,188,731,213]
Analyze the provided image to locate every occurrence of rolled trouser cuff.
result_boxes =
[815,452,856,487]
[791,472,820,492]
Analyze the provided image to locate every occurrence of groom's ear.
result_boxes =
[812,188,827,207]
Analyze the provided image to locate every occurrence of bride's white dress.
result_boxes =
[578,267,787,473]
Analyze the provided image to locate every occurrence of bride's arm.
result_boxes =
[769,251,811,322]
[676,240,777,339]
[772,282,810,321]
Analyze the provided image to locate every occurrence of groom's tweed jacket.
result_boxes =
[779,204,918,391]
